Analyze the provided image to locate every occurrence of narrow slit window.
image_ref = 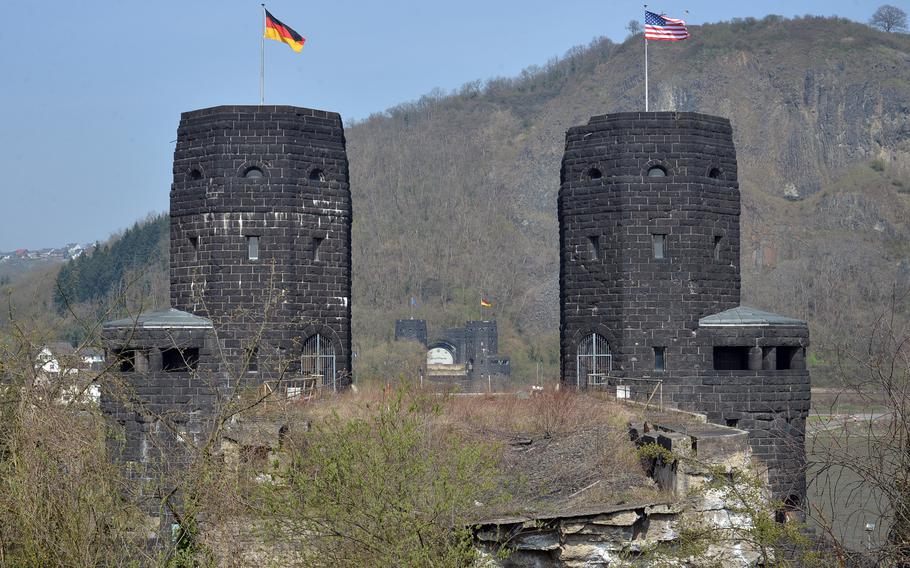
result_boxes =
[246,346,259,373]
[189,237,199,261]
[653,346,665,371]
[714,235,723,261]
[247,236,260,261]
[313,237,324,262]
[652,234,665,259]
[588,235,600,260]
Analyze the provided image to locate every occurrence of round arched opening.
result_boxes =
[188,168,203,181]
[708,167,722,179]
[647,166,667,177]
[427,347,454,366]
[243,166,264,179]
[309,168,326,182]
[586,167,603,180]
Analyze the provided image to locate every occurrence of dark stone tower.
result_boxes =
[395,319,428,346]
[101,106,352,520]
[559,112,810,507]
[169,105,352,386]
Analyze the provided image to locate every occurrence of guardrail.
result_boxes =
[259,375,321,402]
[587,374,664,411]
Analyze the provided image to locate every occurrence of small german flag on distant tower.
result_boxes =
[481,298,493,308]
[264,9,305,52]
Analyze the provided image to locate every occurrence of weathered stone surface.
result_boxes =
[590,510,639,526]
[644,503,683,515]
[558,542,619,565]
[512,532,561,551]
[638,516,677,542]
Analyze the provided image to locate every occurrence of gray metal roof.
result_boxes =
[698,306,807,327]
[103,308,213,330]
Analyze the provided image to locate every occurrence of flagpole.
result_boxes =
[644,4,649,112]
[260,4,266,106]
[644,38,649,111]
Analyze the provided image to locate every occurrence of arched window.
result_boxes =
[309,168,326,182]
[708,167,722,179]
[243,166,264,179]
[427,346,454,365]
[647,166,667,177]
[188,168,203,181]
[301,334,337,391]
[586,167,603,180]
[576,333,612,387]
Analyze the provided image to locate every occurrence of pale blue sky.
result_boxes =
[0,0,904,250]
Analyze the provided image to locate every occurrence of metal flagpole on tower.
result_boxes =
[644,4,649,111]
[260,4,266,105]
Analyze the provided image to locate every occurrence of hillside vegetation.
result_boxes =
[54,215,168,314]
[19,15,910,382]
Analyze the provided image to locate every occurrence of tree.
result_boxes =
[869,5,908,32]
[0,316,149,565]
[626,19,642,37]
[806,292,910,566]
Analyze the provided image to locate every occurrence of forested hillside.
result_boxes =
[2,215,168,344]
[54,215,168,314]
[20,15,910,381]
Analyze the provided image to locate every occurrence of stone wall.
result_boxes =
[402,319,512,381]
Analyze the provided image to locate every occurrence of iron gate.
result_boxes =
[576,333,612,387]
[301,334,337,392]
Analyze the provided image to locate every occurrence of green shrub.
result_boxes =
[260,390,502,567]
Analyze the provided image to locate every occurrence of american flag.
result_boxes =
[644,11,690,41]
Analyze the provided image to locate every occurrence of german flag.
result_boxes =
[264,10,305,53]
[481,298,493,308]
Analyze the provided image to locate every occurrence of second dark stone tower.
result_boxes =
[559,112,810,508]
[559,112,740,385]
